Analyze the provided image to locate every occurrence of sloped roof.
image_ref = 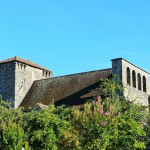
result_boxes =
[0,56,51,71]
[20,68,112,110]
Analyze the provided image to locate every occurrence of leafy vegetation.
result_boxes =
[0,78,149,150]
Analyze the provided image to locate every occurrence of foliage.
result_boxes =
[144,115,150,150]
[23,105,72,150]
[0,78,149,150]
[0,99,27,150]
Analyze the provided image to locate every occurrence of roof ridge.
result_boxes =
[15,56,18,60]
[0,56,52,72]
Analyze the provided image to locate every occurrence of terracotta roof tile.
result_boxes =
[0,56,51,71]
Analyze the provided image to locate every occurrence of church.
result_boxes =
[0,56,149,109]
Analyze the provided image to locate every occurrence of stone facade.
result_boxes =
[112,58,150,106]
[14,61,53,108]
[0,62,15,105]
[0,56,149,109]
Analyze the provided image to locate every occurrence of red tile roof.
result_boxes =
[0,56,51,71]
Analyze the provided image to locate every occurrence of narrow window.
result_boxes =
[132,70,136,88]
[46,71,48,77]
[138,73,141,90]
[24,64,26,71]
[127,67,131,85]
[20,63,23,70]
[143,76,146,92]
[43,70,45,76]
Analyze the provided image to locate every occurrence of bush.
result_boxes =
[0,100,26,150]
[23,105,72,150]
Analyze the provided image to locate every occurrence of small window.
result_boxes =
[24,64,26,71]
[45,71,48,77]
[143,76,146,92]
[127,67,131,85]
[138,73,141,90]
[132,70,136,88]
[43,70,45,76]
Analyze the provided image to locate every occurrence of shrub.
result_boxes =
[0,100,28,150]
[23,105,72,150]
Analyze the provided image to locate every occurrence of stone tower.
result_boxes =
[0,56,53,108]
[112,58,150,106]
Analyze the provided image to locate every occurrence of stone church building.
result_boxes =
[0,56,149,109]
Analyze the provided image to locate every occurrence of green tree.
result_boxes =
[23,105,72,150]
[0,100,29,150]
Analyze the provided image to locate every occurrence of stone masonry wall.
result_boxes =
[0,62,15,106]
[122,59,150,106]
[112,58,150,106]
[112,59,122,82]
[15,61,52,108]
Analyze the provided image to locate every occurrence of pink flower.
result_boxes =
[99,109,103,114]
[104,112,109,116]
[97,96,101,100]
[102,102,105,105]
[103,121,108,126]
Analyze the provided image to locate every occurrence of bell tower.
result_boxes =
[112,58,150,106]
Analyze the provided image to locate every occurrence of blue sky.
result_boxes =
[0,0,150,76]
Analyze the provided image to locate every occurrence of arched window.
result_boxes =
[143,76,146,92]
[127,67,131,85]
[132,70,136,88]
[138,73,141,90]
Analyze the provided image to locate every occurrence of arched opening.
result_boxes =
[138,73,141,90]
[132,70,136,88]
[143,76,146,92]
[127,67,131,85]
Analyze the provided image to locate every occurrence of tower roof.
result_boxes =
[0,56,52,71]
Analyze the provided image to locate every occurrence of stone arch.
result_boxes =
[132,70,136,88]
[126,67,131,85]
[143,76,146,92]
[137,73,141,90]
